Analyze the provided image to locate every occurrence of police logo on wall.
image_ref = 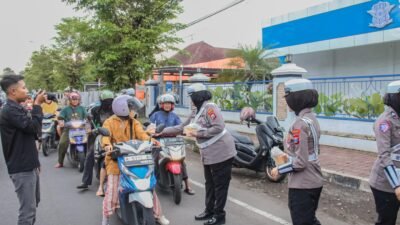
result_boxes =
[368,1,395,29]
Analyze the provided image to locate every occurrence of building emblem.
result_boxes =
[368,1,395,29]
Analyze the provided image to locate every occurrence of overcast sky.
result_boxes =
[0,0,330,72]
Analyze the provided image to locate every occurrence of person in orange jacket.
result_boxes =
[101,95,169,225]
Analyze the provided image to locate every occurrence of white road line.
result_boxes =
[189,179,292,225]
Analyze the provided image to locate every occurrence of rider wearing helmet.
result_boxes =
[76,90,115,193]
[125,88,135,97]
[149,93,195,195]
[271,78,322,225]
[101,95,170,225]
[55,91,88,168]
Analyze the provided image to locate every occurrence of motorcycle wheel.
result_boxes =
[172,174,182,205]
[265,160,286,183]
[131,202,155,225]
[78,151,85,173]
[67,146,78,168]
[42,138,49,157]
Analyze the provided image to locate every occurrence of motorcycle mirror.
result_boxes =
[156,124,166,133]
[97,128,110,137]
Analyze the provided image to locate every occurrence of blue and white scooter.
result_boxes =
[111,139,157,225]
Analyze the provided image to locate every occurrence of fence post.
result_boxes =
[145,79,159,118]
[271,62,307,130]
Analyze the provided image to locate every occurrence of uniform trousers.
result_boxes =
[204,157,234,216]
[288,187,322,225]
[371,187,400,225]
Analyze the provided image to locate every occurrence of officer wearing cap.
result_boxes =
[156,83,236,225]
[271,78,323,225]
[370,80,400,225]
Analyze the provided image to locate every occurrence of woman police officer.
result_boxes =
[271,78,323,225]
[155,83,236,225]
[369,80,400,225]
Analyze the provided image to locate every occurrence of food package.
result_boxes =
[271,147,288,165]
[184,123,201,135]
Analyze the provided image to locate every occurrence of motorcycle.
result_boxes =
[110,139,157,225]
[230,114,287,182]
[41,114,57,156]
[66,119,90,172]
[155,136,186,205]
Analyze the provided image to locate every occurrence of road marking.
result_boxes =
[189,179,292,225]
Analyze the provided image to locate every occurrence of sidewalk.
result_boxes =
[244,133,376,192]
[319,145,375,192]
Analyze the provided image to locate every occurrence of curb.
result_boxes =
[322,169,371,193]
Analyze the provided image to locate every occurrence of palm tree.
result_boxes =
[228,43,279,82]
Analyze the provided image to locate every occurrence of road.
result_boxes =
[0,146,351,225]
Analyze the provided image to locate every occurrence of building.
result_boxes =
[262,0,400,77]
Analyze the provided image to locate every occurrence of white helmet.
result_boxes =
[159,94,175,104]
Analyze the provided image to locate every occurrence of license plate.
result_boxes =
[124,154,153,166]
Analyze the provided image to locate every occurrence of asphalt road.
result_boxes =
[0,146,351,225]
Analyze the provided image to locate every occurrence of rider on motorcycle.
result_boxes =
[76,90,115,193]
[55,91,87,168]
[150,93,195,195]
[101,95,169,225]
[41,93,58,115]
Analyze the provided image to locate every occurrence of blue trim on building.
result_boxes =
[262,0,400,49]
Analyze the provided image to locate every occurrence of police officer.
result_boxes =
[271,78,323,225]
[370,80,400,225]
[157,83,236,225]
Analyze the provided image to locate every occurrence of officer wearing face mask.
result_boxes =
[370,80,400,225]
[271,78,323,225]
[156,83,236,225]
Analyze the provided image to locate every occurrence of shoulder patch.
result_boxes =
[379,121,390,133]
[291,129,301,144]
[207,108,217,121]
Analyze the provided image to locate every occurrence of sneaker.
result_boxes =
[157,215,170,225]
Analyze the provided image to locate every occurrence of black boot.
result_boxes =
[195,211,213,221]
[204,215,225,225]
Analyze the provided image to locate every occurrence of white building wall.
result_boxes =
[293,41,400,77]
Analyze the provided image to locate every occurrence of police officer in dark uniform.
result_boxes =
[370,80,400,225]
[271,78,323,225]
[158,83,236,225]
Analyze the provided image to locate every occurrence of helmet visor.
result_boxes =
[127,97,144,111]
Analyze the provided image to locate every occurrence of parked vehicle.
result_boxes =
[41,114,57,156]
[110,139,157,225]
[66,119,90,172]
[230,113,286,182]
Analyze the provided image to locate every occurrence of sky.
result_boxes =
[0,0,331,72]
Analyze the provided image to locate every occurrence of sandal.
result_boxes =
[184,188,195,195]
[96,190,105,197]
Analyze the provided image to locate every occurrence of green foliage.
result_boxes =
[227,43,280,81]
[210,83,272,112]
[315,92,384,119]
[61,0,184,91]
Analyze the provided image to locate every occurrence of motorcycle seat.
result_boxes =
[235,143,256,157]
[230,130,254,145]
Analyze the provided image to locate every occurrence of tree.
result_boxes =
[228,43,279,81]
[24,46,59,91]
[1,67,16,77]
[62,0,183,91]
